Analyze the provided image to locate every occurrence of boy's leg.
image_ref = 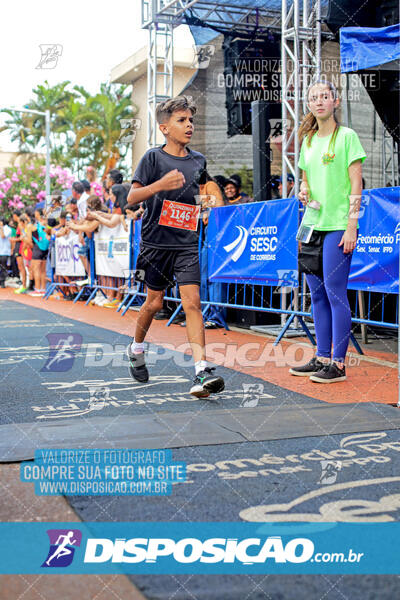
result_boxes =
[127,288,164,383]
[135,288,165,343]
[179,284,205,363]
[179,283,224,397]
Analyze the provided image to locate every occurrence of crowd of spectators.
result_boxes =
[0,167,293,315]
[0,169,142,307]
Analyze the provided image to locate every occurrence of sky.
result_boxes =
[0,0,193,151]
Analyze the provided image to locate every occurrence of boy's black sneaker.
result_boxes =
[310,363,346,383]
[126,345,149,383]
[289,356,325,377]
[154,308,172,320]
[171,312,186,324]
[190,367,225,398]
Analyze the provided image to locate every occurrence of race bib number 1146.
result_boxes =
[158,199,200,231]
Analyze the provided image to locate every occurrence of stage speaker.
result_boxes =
[326,0,375,35]
[376,0,399,26]
[326,0,399,36]
[223,36,281,137]
[252,101,271,201]
[361,70,400,145]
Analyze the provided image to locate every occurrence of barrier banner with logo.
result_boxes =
[94,223,130,278]
[55,232,86,277]
[348,187,399,293]
[207,198,298,286]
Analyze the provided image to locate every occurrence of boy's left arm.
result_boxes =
[339,159,362,254]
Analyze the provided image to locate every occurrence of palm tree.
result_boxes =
[0,80,77,161]
[0,110,35,152]
[73,84,137,178]
[0,81,136,175]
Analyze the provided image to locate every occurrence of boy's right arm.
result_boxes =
[127,169,185,206]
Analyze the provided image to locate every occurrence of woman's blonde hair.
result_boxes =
[298,78,340,152]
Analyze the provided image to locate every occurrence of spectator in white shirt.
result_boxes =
[80,179,91,210]
[72,181,88,220]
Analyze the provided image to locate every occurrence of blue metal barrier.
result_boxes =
[44,194,398,355]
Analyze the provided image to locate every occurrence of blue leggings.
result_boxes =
[306,230,353,363]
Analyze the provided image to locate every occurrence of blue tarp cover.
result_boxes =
[340,24,400,72]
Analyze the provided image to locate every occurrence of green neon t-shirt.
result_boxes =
[298,126,366,231]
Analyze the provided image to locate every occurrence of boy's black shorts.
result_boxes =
[135,246,200,291]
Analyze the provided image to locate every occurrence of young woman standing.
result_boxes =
[290,79,366,383]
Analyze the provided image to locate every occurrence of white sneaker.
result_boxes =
[76,278,89,287]
[95,295,108,306]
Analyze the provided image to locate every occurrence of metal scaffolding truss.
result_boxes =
[281,0,321,197]
[142,0,322,154]
[147,21,174,147]
[142,0,281,33]
[382,123,399,187]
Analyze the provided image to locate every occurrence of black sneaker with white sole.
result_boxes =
[190,367,225,398]
[126,345,149,383]
[310,363,346,383]
[289,356,325,377]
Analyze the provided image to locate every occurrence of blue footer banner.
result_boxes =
[349,187,399,293]
[1,522,399,574]
[207,198,299,286]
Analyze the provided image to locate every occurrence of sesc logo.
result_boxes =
[42,529,82,568]
[84,536,314,565]
[223,226,249,262]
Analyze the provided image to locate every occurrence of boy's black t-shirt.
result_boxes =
[132,145,206,249]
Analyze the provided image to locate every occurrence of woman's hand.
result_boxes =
[85,210,97,221]
[298,183,309,206]
[339,227,357,254]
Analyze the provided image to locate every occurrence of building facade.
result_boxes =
[111,35,389,190]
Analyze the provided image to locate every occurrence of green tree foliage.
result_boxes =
[0,81,137,176]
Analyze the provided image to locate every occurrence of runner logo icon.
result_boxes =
[241,383,264,407]
[223,226,249,262]
[41,333,83,372]
[36,44,63,69]
[42,529,82,568]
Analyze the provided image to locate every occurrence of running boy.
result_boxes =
[126,96,225,398]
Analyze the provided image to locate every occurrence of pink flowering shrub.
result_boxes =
[90,181,103,196]
[0,160,74,218]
